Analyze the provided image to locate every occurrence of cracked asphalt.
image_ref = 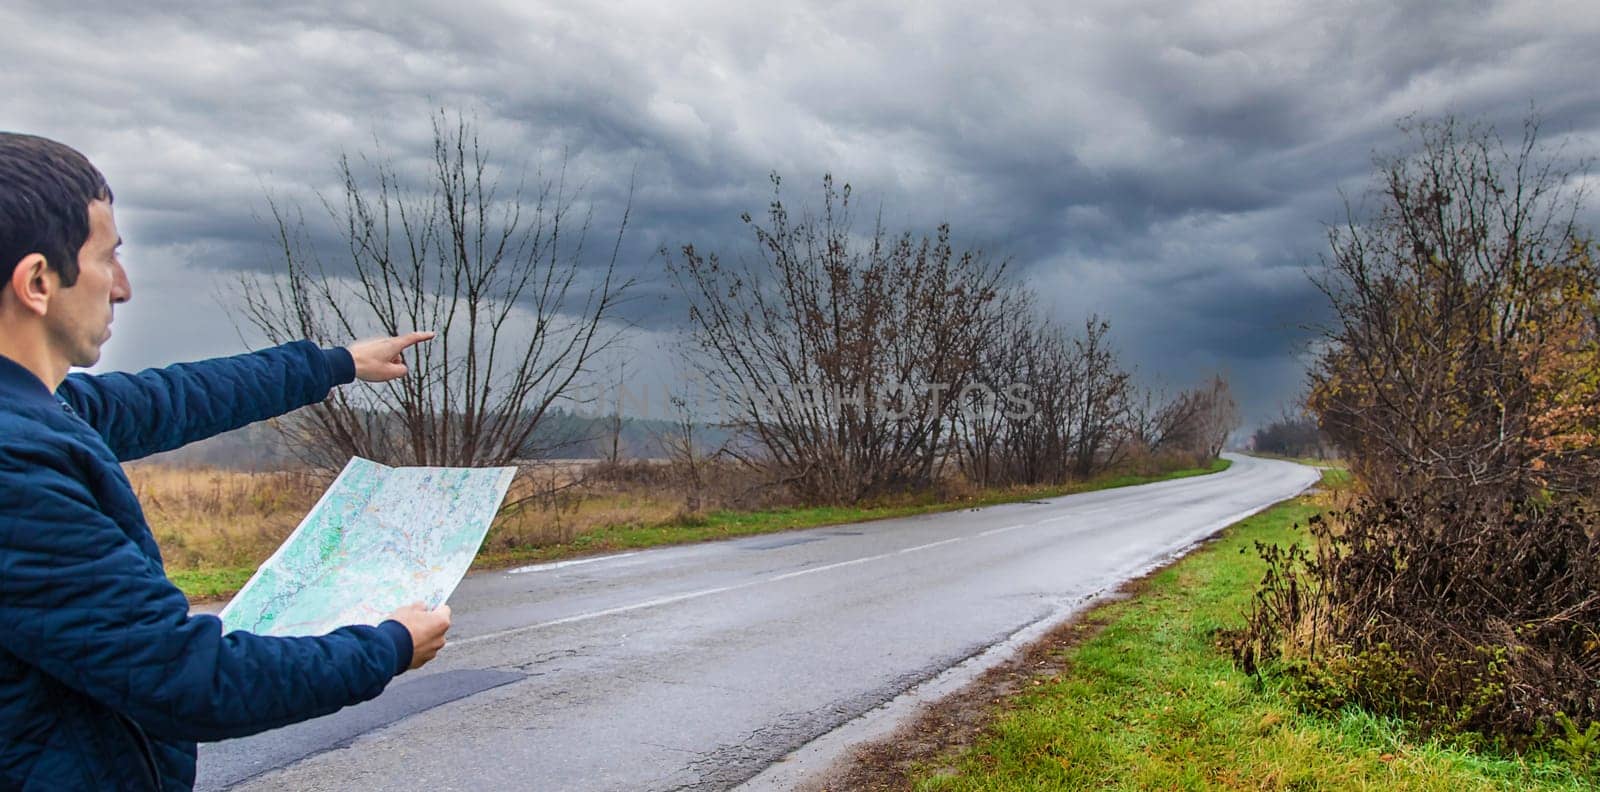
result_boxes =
[196,454,1317,791]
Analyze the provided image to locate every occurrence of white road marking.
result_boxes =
[506,551,643,575]
[451,525,1030,649]
[976,523,1029,538]
[450,584,743,648]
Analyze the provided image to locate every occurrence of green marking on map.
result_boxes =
[218,457,515,637]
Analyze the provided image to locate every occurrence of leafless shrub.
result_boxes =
[956,309,1144,486]
[1126,374,1240,467]
[956,293,1063,488]
[657,396,714,514]
[668,174,1007,504]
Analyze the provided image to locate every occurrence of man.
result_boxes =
[0,132,453,791]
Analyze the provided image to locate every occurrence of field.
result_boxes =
[127,457,1231,600]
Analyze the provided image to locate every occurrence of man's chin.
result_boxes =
[71,344,104,369]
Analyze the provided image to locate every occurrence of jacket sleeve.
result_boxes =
[55,341,357,462]
[0,442,413,742]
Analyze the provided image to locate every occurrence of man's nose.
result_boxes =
[111,261,131,304]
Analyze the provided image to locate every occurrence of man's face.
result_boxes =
[46,199,131,368]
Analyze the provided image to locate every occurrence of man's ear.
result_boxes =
[6,254,55,317]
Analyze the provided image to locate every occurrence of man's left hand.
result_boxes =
[347,332,435,383]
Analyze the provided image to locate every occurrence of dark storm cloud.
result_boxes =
[3,0,1599,426]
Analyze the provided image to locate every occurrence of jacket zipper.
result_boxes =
[115,713,162,791]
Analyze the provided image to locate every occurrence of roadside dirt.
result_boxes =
[801,562,1175,792]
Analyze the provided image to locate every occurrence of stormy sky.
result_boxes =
[4,0,1599,429]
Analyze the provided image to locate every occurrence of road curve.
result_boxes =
[198,453,1319,791]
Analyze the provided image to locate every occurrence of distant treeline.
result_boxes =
[143,408,731,470]
[1246,412,1331,459]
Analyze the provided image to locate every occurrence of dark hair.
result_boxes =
[0,132,113,288]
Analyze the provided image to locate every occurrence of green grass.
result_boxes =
[174,458,1232,601]
[909,471,1595,791]
[169,566,256,600]
[1248,451,1345,470]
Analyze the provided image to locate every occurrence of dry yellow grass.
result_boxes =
[126,461,691,573]
[127,465,332,569]
[482,461,684,550]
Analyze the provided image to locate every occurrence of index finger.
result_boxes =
[380,331,435,357]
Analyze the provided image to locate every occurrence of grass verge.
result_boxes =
[900,471,1595,791]
[175,457,1231,602]
[169,567,257,600]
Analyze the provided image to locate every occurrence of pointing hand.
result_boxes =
[347,332,436,383]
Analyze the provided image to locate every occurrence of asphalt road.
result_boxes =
[197,453,1318,791]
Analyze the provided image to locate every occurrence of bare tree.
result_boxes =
[956,291,1055,487]
[955,298,1160,486]
[238,111,633,469]
[1001,322,1074,484]
[668,174,1007,503]
[1125,386,1181,454]
[1128,375,1238,465]
[1065,316,1134,477]
[959,309,1143,485]
[605,366,626,465]
[659,395,710,514]
[1197,374,1240,458]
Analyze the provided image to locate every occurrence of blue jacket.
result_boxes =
[0,341,414,791]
